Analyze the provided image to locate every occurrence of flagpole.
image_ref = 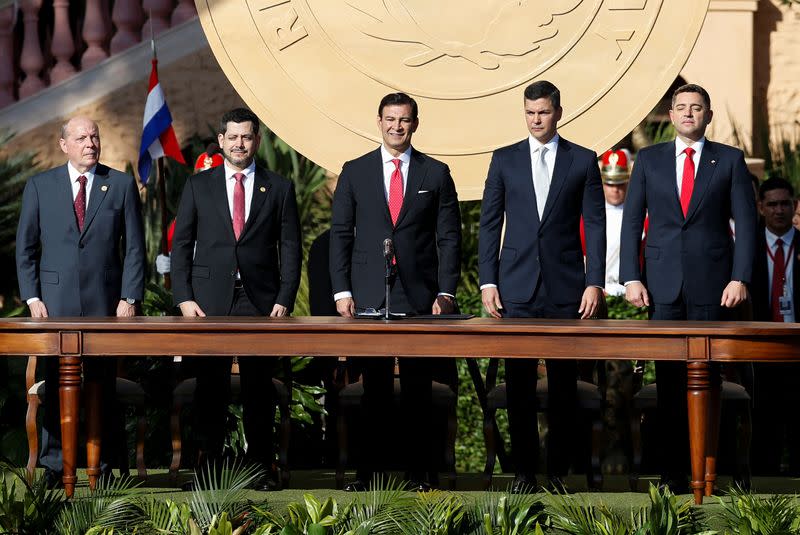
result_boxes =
[150,12,171,289]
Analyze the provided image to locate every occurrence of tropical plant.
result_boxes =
[186,459,264,531]
[715,485,800,534]
[390,490,468,535]
[54,475,143,535]
[466,491,547,535]
[337,476,411,535]
[0,464,65,534]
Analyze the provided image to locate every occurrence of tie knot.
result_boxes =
[776,238,784,248]
[684,147,695,157]
[77,175,87,186]
[233,172,245,183]
[392,158,402,170]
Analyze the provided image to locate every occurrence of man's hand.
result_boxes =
[29,300,48,318]
[625,281,650,308]
[721,281,748,308]
[482,287,504,318]
[179,301,206,317]
[270,304,288,317]
[116,300,136,317]
[336,297,355,318]
[432,295,455,315]
[578,286,604,319]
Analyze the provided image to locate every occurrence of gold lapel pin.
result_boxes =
[101,185,108,191]
[260,186,266,192]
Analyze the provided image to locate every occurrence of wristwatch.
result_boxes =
[125,298,136,305]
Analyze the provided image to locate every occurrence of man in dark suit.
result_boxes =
[620,83,757,490]
[749,177,800,475]
[329,92,461,491]
[478,80,606,491]
[171,108,302,488]
[16,116,146,486]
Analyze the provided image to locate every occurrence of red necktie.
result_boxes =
[74,175,87,231]
[771,238,786,322]
[233,173,245,240]
[680,147,695,217]
[389,158,404,226]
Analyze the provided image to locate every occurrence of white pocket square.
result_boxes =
[418,190,430,194]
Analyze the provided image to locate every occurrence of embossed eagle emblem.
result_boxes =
[346,0,583,69]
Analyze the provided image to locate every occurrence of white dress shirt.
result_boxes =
[605,202,625,296]
[766,226,795,322]
[674,136,705,197]
[223,161,256,223]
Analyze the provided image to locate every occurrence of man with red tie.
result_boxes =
[171,108,302,489]
[620,84,757,491]
[329,93,462,491]
[749,177,800,475]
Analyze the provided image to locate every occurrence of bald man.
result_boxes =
[16,116,146,487]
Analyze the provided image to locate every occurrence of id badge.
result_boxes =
[780,284,793,315]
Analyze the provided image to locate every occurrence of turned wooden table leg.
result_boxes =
[688,360,710,505]
[704,376,721,497]
[85,380,102,490]
[59,354,82,498]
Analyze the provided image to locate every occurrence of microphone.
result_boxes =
[383,238,394,260]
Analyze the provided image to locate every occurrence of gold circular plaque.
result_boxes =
[198,0,709,200]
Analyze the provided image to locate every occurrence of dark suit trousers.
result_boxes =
[193,287,276,466]
[503,281,578,479]
[356,277,433,482]
[651,293,727,480]
[41,357,117,473]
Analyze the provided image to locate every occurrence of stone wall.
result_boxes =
[754,0,800,150]
[3,47,244,173]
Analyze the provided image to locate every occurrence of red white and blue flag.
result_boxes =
[137,58,185,184]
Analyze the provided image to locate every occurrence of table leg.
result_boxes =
[687,361,710,505]
[59,355,81,498]
[85,380,102,490]
[704,379,721,496]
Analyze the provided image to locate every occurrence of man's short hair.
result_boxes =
[523,80,561,109]
[378,93,418,119]
[759,176,794,200]
[671,83,711,110]
[219,108,261,136]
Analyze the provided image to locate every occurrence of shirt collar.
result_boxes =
[675,136,705,157]
[381,144,412,165]
[224,160,256,180]
[529,133,559,154]
[67,161,96,182]
[766,226,795,250]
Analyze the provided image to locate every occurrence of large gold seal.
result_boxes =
[198,0,709,199]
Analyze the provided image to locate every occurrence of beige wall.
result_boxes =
[3,48,244,173]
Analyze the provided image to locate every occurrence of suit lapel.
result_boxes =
[658,141,685,220]
[540,137,572,227]
[395,149,427,227]
[370,149,393,225]
[515,139,540,226]
[685,140,718,222]
[792,231,800,308]
[56,165,79,232]
[241,168,271,239]
[212,167,236,241]
[82,164,110,235]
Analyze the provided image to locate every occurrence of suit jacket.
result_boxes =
[619,140,757,305]
[16,163,145,316]
[478,137,605,305]
[329,147,461,313]
[750,226,800,321]
[171,165,302,315]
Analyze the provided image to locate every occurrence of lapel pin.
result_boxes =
[101,185,108,191]
[711,160,716,164]
[260,186,266,192]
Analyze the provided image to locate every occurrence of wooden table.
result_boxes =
[1,316,799,503]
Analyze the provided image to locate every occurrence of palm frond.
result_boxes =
[339,475,411,535]
[546,491,629,535]
[188,458,265,531]
[465,490,546,535]
[390,490,467,535]
[715,485,800,534]
[54,475,144,535]
[0,463,65,534]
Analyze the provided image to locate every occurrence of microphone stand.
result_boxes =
[384,251,392,320]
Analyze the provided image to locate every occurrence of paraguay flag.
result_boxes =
[137,58,185,184]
